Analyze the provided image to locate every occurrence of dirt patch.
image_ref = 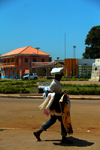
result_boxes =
[61,80,100,85]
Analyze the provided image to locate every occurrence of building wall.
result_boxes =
[77,59,95,65]
[1,55,50,79]
[64,58,95,77]
[77,59,95,77]
[31,62,64,77]
[64,59,78,76]
[32,67,52,77]
[1,57,19,78]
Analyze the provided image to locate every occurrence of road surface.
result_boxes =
[0,97,100,150]
[0,98,100,132]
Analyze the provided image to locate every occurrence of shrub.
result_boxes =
[1,79,100,95]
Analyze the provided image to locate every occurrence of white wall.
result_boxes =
[78,59,95,66]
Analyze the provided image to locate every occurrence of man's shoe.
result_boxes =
[33,132,41,141]
[61,138,73,144]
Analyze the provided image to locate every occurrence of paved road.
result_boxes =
[0,98,100,150]
[0,97,100,131]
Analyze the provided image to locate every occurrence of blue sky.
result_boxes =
[0,0,100,60]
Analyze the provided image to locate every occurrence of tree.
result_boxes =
[82,25,100,59]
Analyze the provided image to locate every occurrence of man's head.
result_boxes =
[50,67,64,81]
[55,72,63,81]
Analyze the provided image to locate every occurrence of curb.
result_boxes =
[70,97,100,100]
[0,95,100,100]
[0,95,43,99]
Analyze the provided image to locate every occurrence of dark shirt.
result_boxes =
[49,93,62,113]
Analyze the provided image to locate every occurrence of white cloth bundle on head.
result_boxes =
[50,67,64,75]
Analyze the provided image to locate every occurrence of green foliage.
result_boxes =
[83,25,100,58]
[0,83,30,94]
[61,83,100,95]
[29,87,37,93]
[37,78,51,82]
[0,80,37,94]
[0,79,100,95]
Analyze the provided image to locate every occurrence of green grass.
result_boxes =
[0,79,38,94]
[0,79,100,94]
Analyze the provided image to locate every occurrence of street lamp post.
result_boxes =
[73,46,76,76]
[73,45,76,58]
[35,47,40,75]
[57,57,59,67]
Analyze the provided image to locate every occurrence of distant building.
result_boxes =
[64,58,95,77]
[0,46,51,79]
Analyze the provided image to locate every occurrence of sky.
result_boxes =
[0,0,100,60]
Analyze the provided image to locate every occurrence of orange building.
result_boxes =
[0,46,50,79]
[64,59,78,76]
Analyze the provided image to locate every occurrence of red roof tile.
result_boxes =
[1,46,50,57]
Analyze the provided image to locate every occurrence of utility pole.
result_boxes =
[57,57,59,67]
[35,47,40,75]
[73,45,76,58]
[64,33,66,59]
[73,45,76,76]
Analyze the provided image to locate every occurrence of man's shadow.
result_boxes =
[45,136,94,147]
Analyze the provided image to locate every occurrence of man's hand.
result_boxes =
[63,90,67,94]
[60,90,67,96]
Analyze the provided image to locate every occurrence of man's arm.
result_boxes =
[49,82,56,93]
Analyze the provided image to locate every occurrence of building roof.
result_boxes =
[0,46,50,58]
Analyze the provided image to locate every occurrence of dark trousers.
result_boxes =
[40,115,67,136]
